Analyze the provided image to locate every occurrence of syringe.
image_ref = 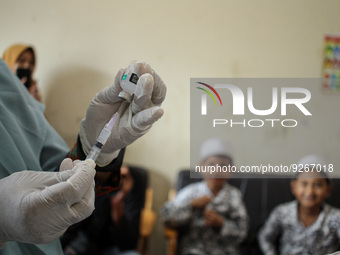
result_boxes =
[86,112,119,162]
[86,61,139,163]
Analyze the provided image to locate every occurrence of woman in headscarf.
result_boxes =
[2,43,41,101]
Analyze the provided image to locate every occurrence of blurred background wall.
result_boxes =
[1,1,340,254]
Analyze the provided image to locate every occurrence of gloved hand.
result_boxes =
[79,61,166,166]
[0,159,96,246]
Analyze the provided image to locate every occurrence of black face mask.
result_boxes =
[16,68,31,89]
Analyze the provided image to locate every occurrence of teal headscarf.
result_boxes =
[0,59,69,255]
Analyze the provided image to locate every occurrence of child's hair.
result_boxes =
[293,155,331,185]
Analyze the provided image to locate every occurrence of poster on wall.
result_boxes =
[322,34,340,93]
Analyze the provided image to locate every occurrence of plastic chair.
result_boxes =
[137,188,157,255]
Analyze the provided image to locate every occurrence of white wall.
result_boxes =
[1,1,340,254]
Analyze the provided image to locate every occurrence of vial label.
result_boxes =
[129,73,139,84]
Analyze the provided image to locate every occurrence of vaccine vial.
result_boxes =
[118,60,139,102]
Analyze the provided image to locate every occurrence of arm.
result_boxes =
[217,189,248,244]
[258,206,283,255]
[161,185,202,228]
[331,208,340,249]
[162,202,192,228]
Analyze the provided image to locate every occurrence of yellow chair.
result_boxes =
[163,189,178,255]
[137,188,157,255]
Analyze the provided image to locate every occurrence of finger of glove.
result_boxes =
[132,106,164,131]
[16,170,75,188]
[73,159,81,165]
[94,68,125,104]
[57,169,77,182]
[68,180,95,223]
[134,61,152,77]
[151,69,167,105]
[131,74,154,114]
[59,158,74,172]
[65,160,96,204]
[134,62,166,106]
[41,160,96,205]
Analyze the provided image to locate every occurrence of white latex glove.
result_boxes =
[79,61,166,166]
[0,159,96,246]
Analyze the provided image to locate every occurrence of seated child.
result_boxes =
[259,155,340,255]
[161,138,248,255]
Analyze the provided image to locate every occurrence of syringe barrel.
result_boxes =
[96,126,112,145]
[86,126,111,162]
[85,112,118,163]
[86,145,102,161]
